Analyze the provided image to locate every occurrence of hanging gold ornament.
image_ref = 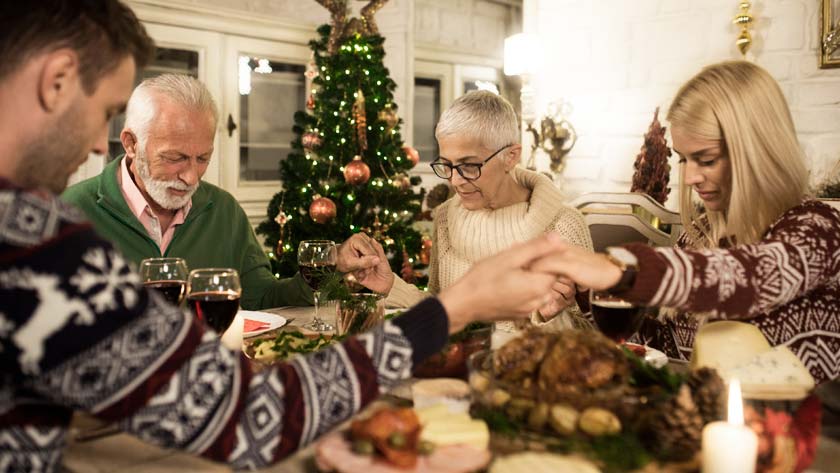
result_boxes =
[309,194,337,224]
[378,103,398,133]
[361,213,393,246]
[419,234,433,266]
[353,89,368,153]
[733,1,754,57]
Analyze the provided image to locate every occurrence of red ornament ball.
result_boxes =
[403,146,420,167]
[302,131,321,150]
[343,155,371,185]
[309,195,337,224]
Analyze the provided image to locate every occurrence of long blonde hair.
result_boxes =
[667,61,808,247]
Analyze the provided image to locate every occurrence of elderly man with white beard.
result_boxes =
[62,74,317,310]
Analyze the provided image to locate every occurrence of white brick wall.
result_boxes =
[525,0,840,208]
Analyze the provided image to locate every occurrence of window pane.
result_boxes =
[413,78,441,164]
[239,58,305,181]
[107,48,199,160]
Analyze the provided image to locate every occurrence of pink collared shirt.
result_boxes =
[118,157,191,254]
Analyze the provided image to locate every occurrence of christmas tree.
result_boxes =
[630,107,672,205]
[256,0,425,279]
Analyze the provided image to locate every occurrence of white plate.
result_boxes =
[240,310,288,338]
[643,346,668,368]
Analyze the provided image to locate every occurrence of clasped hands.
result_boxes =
[336,233,623,333]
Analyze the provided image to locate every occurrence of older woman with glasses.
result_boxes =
[347,90,593,331]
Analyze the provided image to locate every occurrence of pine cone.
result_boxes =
[641,384,704,461]
[687,367,725,425]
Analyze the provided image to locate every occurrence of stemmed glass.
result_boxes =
[298,240,338,332]
[187,268,242,334]
[139,257,188,306]
[589,291,645,344]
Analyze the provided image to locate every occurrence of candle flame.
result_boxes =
[727,378,744,426]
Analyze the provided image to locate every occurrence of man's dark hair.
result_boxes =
[0,0,155,93]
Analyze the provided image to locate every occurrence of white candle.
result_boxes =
[220,311,245,351]
[701,379,758,473]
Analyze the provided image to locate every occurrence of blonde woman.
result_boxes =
[341,91,593,330]
[531,61,840,384]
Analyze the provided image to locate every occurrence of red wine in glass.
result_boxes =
[299,263,337,291]
[590,294,644,344]
[144,280,186,306]
[188,291,241,334]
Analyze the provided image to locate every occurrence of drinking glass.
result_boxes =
[187,268,242,334]
[589,291,645,344]
[139,257,188,306]
[298,240,337,332]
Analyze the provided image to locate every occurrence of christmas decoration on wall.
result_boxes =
[353,89,368,152]
[403,145,419,167]
[526,101,577,172]
[257,0,425,279]
[343,155,371,185]
[309,195,337,224]
[630,107,672,205]
[732,1,754,57]
[378,103,399,133]
[820,0,840,68]
[302,131,322,150]
[419,234,433,266]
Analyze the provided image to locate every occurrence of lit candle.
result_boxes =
[701,379,759,473]
[220,311,244,351]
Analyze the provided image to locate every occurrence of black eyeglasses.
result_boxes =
[430,144,512,181]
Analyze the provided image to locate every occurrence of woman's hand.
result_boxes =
[336,233,395,294]
[530,234,623,291]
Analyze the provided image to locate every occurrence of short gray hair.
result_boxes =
[435,91,520,150]
[124,74,219,144]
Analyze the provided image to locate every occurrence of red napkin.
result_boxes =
[244,319,270,333]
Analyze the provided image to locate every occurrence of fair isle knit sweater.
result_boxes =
[387,167,593,326]
[0,181,449,472]
[626,200,840,384]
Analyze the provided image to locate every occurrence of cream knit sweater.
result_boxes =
[386,167,593,329]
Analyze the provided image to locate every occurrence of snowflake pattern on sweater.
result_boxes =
[0,185,435,472]
[628,200,840,384]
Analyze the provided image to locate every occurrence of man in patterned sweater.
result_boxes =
[0,2,564,471]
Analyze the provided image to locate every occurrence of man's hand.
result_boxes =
[529,234,622,292]
[336,233,395,294]
[535,277,577,321]
[438,234,563,333]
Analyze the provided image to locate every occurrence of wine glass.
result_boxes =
[298,240,338,332]
[139,257,188,306]
[589,291,645,344]
[187,268,242,334]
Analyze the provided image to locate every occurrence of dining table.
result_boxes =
[61,305,840,473]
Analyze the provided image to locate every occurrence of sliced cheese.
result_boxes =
[490,452,601,473]
[412,378,471,412]
[691,321,771,372]
[420,418,489,450]
[728,346,815,400]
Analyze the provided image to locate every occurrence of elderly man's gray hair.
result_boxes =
[124,74,219,144]
[435,90,520,151]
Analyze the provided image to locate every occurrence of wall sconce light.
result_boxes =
[528,101,577,173]
[504,33,542,126]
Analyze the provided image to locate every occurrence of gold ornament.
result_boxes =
[353,89,368,153]
[733,1,754,57]
[314,0,390,54]
[419,234,432,266]
[344,155,371,185]
[361,213,392,246]
[309,194,337,224]
[402,145,419,167]
[378,103,398,133]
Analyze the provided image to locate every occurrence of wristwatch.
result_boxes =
[604,246,639,293]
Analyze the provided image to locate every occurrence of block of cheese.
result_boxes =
[412,378,470,412]
[690,321,771,372]
[420,418,489,450]
[728,346,815,400]
[691,321,814,400]
[490,452,600,473]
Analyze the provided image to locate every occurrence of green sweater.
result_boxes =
[62,157,312,310]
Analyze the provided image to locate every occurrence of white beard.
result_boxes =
[135,150,198,210]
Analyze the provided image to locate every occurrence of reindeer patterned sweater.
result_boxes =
[0,182,449,472]
[624,200,840,384]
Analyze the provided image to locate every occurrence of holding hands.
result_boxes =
[336,233,395,294]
